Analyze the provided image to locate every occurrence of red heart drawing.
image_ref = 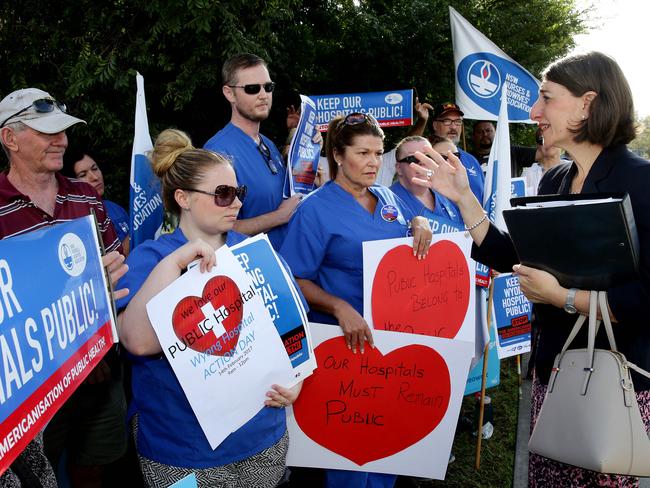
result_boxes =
[372,240,470,338]
[171,276,242,356]
[293,337,451,465]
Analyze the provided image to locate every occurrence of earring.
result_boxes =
[582,115,587,120]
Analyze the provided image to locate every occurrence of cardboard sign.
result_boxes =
[146,244,294,449]
[287,324,473,479]
[0,217,115,474]
[363,234,475,343]
[491,273,532,358]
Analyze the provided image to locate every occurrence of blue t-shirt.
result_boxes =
[104,199,129,242]
[204,123,288,251]
[389,181,463,233]
[116,228,286,468]
[459,149,485,202]
[279,181,413,324]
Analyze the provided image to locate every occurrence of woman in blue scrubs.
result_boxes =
[390,135,463,234]
[116,129,301,487]
[280,113,432,488]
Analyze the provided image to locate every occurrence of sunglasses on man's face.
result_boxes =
[228,82,276,95]
[180,185,247,207]
[0,98,67,127]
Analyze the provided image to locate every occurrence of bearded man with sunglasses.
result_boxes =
[0,88,129,488]
[204,53,301,251]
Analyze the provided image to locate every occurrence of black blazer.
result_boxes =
[473,144,650,390]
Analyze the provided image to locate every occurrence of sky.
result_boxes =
[571,0,650,117]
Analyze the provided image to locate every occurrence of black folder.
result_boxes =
[503,193,640,290]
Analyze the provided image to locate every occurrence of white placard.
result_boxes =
[286,324,473,479]
[146,245,294,449]
[363,233,476,344]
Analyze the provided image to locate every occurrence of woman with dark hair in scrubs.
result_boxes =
[280,113,432,488]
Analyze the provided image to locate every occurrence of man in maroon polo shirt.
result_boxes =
[0,88,129,488]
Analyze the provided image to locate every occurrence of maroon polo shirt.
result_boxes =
[0,170,122,253]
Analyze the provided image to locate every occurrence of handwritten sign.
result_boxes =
[491,274,532,358]
[0,217,115,474]
[146,244,294,449]
[363,234,475,343]
[286,324,473,479]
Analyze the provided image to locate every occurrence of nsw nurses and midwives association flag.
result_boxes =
[449,6,540,123]
[129,73,163,248]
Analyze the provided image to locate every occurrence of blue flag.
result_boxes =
[129,73,163,248]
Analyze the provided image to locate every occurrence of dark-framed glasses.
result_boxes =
[228,82,276,95]
[257,139,278,174]
[180,185,247,207]
[398,154,425,165]
[440,151,461,161]
[335,112,379,137]
[436,118,463,127]
[0,98,67,127]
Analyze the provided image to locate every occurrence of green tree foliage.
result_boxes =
[630,116,650,159]
[0,0,586,204]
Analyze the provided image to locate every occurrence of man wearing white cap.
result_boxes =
[0,88,129,487]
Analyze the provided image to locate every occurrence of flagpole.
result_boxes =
[475,279,494,469]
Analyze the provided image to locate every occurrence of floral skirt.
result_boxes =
[529,376,650,488]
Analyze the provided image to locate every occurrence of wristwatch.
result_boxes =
[564,288,578,314]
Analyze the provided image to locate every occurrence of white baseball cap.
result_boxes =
[0,88,85,134]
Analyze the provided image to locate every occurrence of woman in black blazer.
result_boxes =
[411,51,650,487]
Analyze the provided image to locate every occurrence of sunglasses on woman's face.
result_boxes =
[397,154,433,166]
[228,82,276,95]
[180,185,247,207]
[440,151,461,161]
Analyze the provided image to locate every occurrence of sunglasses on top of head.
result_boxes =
[0,98,67,127]
[335,112,379,137]
[179,185,247,207]
[228,82,276,95]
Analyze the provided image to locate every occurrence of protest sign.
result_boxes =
[511,177,526,198]
[464,323,500,395]
[286,324,473,479]
[362,234,475,343]
[146,244,294,449]
[450,6,540,122]
[286,95,321,196]
[0,216,115,474]
[491,274,532,359]
[230,234,315,381]
[309,90,413,131]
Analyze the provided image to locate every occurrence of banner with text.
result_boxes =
[0,217,115,474]
[230,234,315,382]
[286,324,473,479]
[287,95,322,195]
[450,6,540,122]
[146,245,294,449]
[309,90,413,131]
[362,234,475,344]
[491,274,532,359]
